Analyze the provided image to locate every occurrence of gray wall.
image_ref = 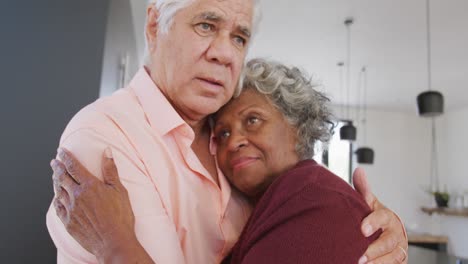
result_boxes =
[0,0,110,262]
[100,0,139,97]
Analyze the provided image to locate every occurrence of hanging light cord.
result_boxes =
[427,0,439,191]
[345,19,353,120]
[363,67,368,145]
[426,0,432,91]
[356,69,362,138]
[356,67,364,143]
[430,118,439,192]
[338,62,345,119]
[357,67,368,145]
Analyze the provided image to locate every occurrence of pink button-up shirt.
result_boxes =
[46,68,252,264]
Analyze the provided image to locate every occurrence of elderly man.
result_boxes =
[47,0,408,263]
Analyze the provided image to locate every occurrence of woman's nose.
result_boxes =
[227,131,248,151]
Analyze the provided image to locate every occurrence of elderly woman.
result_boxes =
[215,58,381,264]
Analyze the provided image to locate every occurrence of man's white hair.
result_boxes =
[150,0,195,35]
[143,0,261,66]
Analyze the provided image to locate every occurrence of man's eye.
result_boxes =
[233,36,246,47]
[196,23,214,33]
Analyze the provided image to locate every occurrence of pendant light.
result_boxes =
[340,18,357,141]
[355,67,375,164]
[417,0,444,193]
[417,0,444,116]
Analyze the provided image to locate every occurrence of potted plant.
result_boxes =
[432,191,450,208]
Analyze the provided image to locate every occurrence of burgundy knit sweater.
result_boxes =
[224,160,381,264]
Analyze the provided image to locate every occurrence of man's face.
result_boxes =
[149,0,254,121]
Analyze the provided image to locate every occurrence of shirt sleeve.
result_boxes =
[46,126,186,264]
[240,188,377,264]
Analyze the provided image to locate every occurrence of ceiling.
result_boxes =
[248,0,468,113]
[130,0,468,113]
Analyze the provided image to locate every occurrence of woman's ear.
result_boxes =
[145,4,159,51]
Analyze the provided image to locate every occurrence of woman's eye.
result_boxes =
[247,116,259,125]
[217,130,231,140]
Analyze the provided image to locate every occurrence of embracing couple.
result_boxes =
[48,0,408,263]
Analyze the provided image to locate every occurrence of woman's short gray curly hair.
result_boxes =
[241,58,335,160]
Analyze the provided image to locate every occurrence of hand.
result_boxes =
[353,168,408,264]
[51,147,151,263]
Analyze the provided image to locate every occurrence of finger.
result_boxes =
[51,164,72,208]
[362,206,392,237]
[54,198,68,223]
[51,159,78,198]
[353,167,375,208]
[363,231,400,262]
[366,245,407,264]
[58,147,93,185]
[55,185,71,208]
[51,160,62,196]
[101,147,122,187]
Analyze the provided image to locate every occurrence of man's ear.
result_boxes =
[145,4,159,51]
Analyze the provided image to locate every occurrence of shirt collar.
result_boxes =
[130,67,188,136]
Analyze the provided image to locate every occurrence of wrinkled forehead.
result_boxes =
[186,0,254,29]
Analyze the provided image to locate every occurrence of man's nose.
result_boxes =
[206,32,236,66]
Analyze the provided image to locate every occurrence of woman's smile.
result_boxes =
[230,156,260,172]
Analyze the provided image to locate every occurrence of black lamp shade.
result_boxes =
[340,123,356,141]
[355,147,374,164]
[417,91,444,117]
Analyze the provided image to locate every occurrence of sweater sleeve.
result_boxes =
[240,185,377,264]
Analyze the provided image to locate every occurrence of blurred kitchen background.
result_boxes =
[1,0,467,263]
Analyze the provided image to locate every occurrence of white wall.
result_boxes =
[439,106,468,198]
[438,106,468,257]
[334,105,468,258]
[333,107,436,232]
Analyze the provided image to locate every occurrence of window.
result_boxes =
[313,121,352,183]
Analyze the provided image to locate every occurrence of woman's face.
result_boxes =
[214,89,300,199]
